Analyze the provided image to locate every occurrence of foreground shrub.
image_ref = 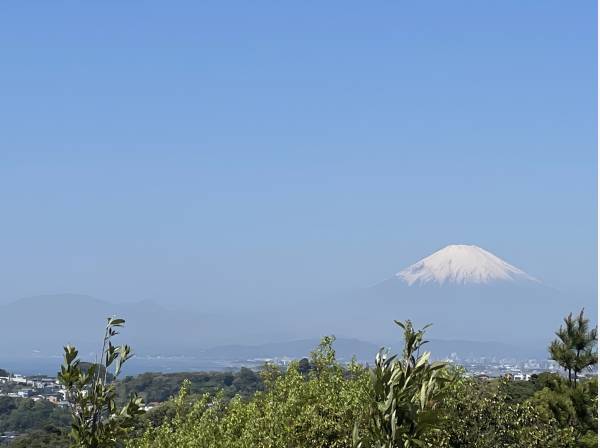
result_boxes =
[428,374,577,448]
[128,336,371,448]
[531,375,597,448]
[58,317,144,448]
[354,320,451,448]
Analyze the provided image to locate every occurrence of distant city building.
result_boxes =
[17,388,33,398]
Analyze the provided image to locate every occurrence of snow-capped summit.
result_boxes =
[395,244,538,286]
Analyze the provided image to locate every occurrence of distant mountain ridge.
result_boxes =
[0,293,550,377]
[0,243,594,370]
[199,337,545,362]
[0,292,550,367]
[0,294,234,357]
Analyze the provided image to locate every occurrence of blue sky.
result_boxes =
[0,1,596,306]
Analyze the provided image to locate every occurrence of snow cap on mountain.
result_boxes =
[396,244,538,286]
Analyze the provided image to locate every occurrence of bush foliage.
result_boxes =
[5,310,595,448]
[126,318,597,448]
[128,336,371,448]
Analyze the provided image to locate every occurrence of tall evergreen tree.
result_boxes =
[549,309,597,386]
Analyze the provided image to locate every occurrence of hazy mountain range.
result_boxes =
[0,245,594,370]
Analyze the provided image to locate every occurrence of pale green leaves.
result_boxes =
[57,316,145,448]
[354,320,450,448]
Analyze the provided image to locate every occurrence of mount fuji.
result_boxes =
[395,244,538,286]
[313,244,590,348]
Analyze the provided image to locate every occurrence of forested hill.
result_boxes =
[115,367,264,405]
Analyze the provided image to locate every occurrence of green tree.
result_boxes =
[354,320,450,448]
[531,375,598,448]
[0,397,70,434]
[9,427,70,448]
[114,369,263,406]
[58,317,145,448]
[128,336,371,448]
[298,357,311,375]
[549,309,597,385]
[430,376,576,448]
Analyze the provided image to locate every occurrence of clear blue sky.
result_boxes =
[0,1,596,306]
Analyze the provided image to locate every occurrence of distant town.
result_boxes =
[0,373,66,406]
[2,353,593,405]
[246,354,597,381]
